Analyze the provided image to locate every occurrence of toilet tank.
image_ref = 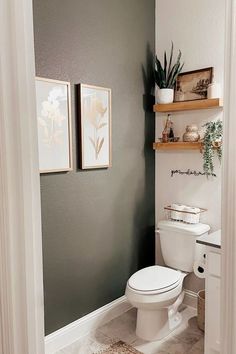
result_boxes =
[158,220,210,272]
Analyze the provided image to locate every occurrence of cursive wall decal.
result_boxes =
[171,169,217,177]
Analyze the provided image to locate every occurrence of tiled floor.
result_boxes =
[56,305,204,354]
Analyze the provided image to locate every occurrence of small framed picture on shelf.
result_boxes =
[174,67,213,102]
[79,84,112,169]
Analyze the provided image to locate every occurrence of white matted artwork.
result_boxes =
[35,77,72,173]
[80,84,112,169]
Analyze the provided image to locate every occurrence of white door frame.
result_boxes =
[0,0,45,353]
[221,0,236,353]
[0,0,236,353]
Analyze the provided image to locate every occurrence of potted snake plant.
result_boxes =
[154,43,184,104]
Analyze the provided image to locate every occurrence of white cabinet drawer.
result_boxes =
[208,251,221,277]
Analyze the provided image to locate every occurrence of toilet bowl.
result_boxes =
[126,220,210,342]
[125,265,186,341]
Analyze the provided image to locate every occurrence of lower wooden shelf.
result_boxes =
[153,141,203,151]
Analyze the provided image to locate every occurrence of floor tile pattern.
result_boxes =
[56,306,204,354]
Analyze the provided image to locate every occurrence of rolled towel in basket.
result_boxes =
[170,204,185,221]
[183,207,201,224]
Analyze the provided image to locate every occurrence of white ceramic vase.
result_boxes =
[207,83,221,99]
[157,88,174,104]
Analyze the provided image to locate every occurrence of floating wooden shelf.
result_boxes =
[153,98,223,113]
[153,142,203,151]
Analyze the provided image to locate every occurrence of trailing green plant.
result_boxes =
[154,42,184,89]
[202,120,223,177]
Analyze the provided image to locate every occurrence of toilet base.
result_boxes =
[136,308,182,341]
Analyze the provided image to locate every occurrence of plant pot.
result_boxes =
[157,88,174,104]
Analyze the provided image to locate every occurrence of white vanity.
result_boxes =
[197,230,221,354]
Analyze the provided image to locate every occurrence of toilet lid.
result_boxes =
[128,265,181,292]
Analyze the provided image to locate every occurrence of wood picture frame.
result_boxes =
[35,77,73,173]
[79,84,112,169]
[174,67,213,102]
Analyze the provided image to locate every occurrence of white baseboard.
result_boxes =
[44,295,132,354]
[183,289,198,309]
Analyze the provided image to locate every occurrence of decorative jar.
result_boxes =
[183,124,200,142]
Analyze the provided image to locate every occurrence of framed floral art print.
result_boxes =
[79,84,112,169]
[35,77,73,173]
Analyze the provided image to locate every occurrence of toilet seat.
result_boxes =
[128,265,182,295]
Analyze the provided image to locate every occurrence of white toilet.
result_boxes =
[125,220,210,341]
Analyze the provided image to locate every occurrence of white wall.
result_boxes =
[155,0,225,292]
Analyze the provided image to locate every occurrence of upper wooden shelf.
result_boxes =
[153,142,203,151]
[153,98,223,113]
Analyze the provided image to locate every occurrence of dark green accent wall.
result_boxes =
[33,0,155,335]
